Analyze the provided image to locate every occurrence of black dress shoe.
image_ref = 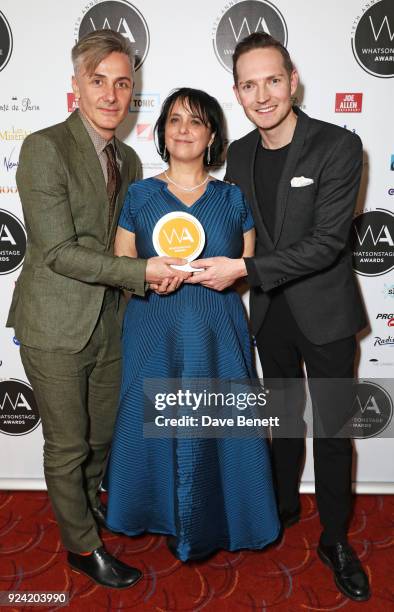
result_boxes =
[92,502,109,530]
[68,546,142,589]
[317,541,370,601]
[280,507,301,528]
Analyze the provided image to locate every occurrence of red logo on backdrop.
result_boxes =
[335,93,363,113]
[67,93,79,113]
[388,318,394,327]
[136,124,153,141]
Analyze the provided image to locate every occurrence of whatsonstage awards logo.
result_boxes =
[351,209,394,276]
[0,209,26,274]
[75,0,149,71]
[343,380,393,439]
[0,379,40,436]
[213,0,288,73]
[351,0,394,78]
[0,11,13,73]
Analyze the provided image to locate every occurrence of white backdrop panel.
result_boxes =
[0,0,393,490]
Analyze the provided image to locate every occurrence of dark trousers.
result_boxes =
[20,291,122,553]
[256,291,355,545]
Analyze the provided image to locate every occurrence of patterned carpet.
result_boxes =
[0,492,392,611]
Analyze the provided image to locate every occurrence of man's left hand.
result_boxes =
[185,257,247,291]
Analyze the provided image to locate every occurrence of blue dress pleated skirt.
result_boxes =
[105,178,280,561]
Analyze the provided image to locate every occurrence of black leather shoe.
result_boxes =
[280,507,301,528]
[68,546,142,589]
[317,541,370,601]
[92,502,109,531]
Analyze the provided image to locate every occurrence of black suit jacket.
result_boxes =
[225,108,367,345]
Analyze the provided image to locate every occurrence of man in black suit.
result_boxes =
[189,33,370,601]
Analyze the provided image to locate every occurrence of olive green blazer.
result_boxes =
[7,111,146,353]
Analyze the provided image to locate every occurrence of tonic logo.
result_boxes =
[0,392,32,412]
[369,14,394,41]
[355,224,393,247]
[130,93,160,114]
[213,1,288,73]
[0,223,16,245]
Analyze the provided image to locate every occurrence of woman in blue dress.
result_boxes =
[105,88,280,561]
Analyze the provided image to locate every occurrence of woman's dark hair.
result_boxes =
[154,87,226,167]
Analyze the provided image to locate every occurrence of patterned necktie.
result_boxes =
[104,143,121,230]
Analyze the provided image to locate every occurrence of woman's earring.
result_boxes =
[163,144,167,159]
[206,144,211,166]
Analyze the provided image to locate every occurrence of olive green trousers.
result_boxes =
[20,292,122,553]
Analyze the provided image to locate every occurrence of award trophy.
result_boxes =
[152,211,205,271]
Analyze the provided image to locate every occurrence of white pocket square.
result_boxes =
[290,176,314,187]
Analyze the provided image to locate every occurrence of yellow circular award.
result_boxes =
[153,212,205,271]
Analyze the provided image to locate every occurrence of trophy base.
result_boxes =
[171,264,204,272]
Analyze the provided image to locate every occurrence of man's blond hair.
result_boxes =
[72,29,135,75]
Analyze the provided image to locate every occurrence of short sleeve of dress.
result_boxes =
[118,184,137,232]
[233,186,254,232]
[242,194,255,232]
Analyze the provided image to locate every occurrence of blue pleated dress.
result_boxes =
[105,178,280,561]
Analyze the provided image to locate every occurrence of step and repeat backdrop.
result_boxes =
[0,0,393,490]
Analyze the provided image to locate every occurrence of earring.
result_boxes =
[206,144,211,166]
[163,144,167,159]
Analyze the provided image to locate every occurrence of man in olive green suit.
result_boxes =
[6,30,187,589]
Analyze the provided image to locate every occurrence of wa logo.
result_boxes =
[76,1,150,71]
[369,14,394,42]
[1,391,32,412]
[351,209,394,276]
[154,212,205,261]
[0,222,17,245]
[0,10,13,73]
[213,0,288,72]
[0,209,26,275]
[353,393,381,415]
[163,227,194,245]
[355,224,393,247]
[0,379,40,436]
[351,0,394,78]
[345,380,393,438]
